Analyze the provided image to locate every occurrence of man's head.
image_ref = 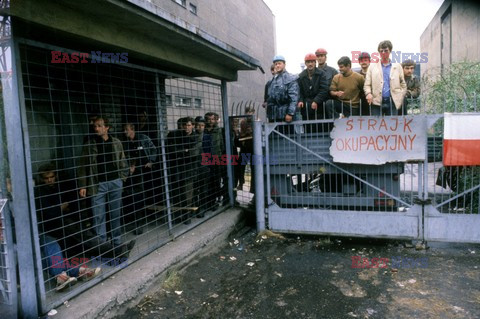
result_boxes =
[304,53,317,72]
[273,55,286,74]
[315,48,328,67]
[270,64,276,76]
[180,117,194,135]
[402,59,416,77]
[358,52,371,70]
[377,40,393,61]
[204,112,217,129]
[38,163,57,187]
[93,117,110,140]
[195,116,206,133]
[337,56,352,75]
[124,123,136,140]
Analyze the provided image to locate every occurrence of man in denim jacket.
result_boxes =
[266,55,299,125]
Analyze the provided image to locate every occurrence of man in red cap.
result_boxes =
[297,53,329,130]
[315,48,338,89]
[356,52,371,115]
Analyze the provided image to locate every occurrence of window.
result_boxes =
[165,95,172,106]
[189,3,197,15]
[194,98,202,108]
[174,0,186,7]
[175,96,192,107]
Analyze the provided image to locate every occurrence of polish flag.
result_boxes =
[443,113,480,166]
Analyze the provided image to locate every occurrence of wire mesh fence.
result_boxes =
[263,95,479,216]
[19,43,230,310]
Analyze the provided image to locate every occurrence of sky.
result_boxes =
[262,0,444,73]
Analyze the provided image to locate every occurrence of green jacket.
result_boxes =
[78,136,128,196]
[205,126,225,156]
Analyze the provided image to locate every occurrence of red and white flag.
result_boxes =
[443,113,480,166]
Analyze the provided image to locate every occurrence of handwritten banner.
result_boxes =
[330,116,427,165]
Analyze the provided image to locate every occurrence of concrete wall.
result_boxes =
[420,0,480,79]
[151,0,276,115]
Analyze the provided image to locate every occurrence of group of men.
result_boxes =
[166,112,228,225]
[35,112,227,292]
[265,40,421,127]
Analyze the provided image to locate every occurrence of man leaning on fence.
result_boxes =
[297,53,329,132]
[78,116,128,247]
[402,59,421,114]
[364,40,407,116]
[266,55,299,130]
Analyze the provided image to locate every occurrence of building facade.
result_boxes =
[420,0,480,78]
[0,0,275,317]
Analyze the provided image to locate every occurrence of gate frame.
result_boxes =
[255,116,480,244]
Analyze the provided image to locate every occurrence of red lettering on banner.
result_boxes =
[368,119,377,131]
[346,119,353,131]
[357,118,365,130]
[379,119,388,131]
[408,135,416,150]
[403,118,413,133]
[389,118,398,131]
[359,136,368,148]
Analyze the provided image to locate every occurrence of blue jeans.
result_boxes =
[92,179,123,246]
[40,235,79,277]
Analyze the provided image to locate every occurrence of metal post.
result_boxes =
[3,39,39,317]
[155,74,173,232]
[221,80,234,206]
[253,120,265,231]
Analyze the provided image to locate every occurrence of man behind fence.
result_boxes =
[78,116,128,247]
[327,56,365,118]
[36,163,101,291]
[297,53,329,131]
[266,55,299,128]
[123,122,157,235]
[364,40,407,115]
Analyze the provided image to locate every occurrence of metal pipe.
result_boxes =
[253,120,265,231]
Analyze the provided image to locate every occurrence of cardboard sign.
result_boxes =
[330,116,427,165]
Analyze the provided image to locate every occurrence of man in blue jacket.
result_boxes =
[266,55,299,129]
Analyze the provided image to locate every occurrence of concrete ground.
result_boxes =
[119,230,480,319]
[50,208,245,319]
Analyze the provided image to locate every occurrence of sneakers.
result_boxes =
[56,272,77,292]
[78,267,101,281]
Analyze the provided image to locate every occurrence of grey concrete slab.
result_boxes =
[52,208,244,319]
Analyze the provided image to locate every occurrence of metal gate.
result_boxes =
[253,103,480,243]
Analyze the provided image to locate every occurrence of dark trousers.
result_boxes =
[325,99,360,119]
[369,98,399,116]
